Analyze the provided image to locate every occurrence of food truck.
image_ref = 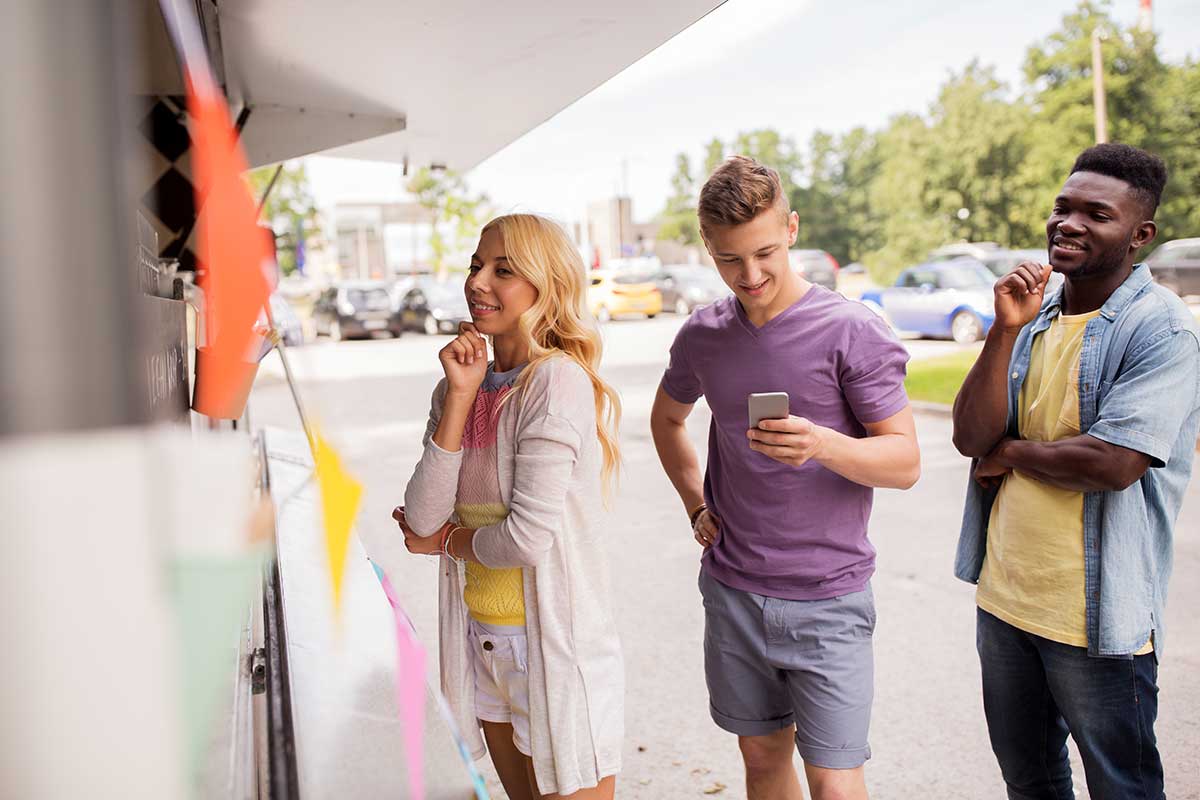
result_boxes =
[0,1,719,796]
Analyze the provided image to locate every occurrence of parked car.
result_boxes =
[587,270,662,321]
[312,281,402,341]
[972,248,1047,278]
[397,278,471,335]
[860,257,996,343]
[929,242,1003,262]
[1146,238,1200,298]
[268,294,305,346]
[388,276,417,308]
[788,249,839,290]
[937,245,1064,295]
[653,265,730,314]
[836,262,873,299]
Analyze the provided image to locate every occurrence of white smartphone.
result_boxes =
[748,392,790,428]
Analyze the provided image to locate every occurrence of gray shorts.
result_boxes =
[698,566,875,770]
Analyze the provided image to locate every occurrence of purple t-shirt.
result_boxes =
[661,286,910,600]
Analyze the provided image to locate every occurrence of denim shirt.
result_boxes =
[955,264,1200,658]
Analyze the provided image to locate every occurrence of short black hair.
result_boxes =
[1069,143,1168,218]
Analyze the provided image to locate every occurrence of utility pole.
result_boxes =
[1137,0,1153,33]
[1091,26,1108,144]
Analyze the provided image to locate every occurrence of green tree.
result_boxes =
[862,113,950,282]
[835,127,885,263]
[656,153,701,246]
[246,161,321,276]
[790,128,883,266]
[731,129,802,197]
[407,167,490,276]
[665,0,1200,283]
[923,63,1036,248]
[1156,59,1200,239]
[703,137,726,175]
[1017,0,1171,240]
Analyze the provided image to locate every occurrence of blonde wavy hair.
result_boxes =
[483,213,622,494]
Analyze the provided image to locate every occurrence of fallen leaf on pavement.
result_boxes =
[703,782,727,794]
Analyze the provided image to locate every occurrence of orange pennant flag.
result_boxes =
[187,72,271,419]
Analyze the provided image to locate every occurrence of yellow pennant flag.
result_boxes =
[314,431,363,612]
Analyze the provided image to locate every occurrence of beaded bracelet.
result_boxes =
[688,503,707,527]
[441,525,466,564]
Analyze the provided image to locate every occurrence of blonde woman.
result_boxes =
[393,214,624,799]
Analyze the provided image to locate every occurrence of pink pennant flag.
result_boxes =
[376,568,426,800]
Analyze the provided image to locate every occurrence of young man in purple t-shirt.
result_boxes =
[650,156,920,800]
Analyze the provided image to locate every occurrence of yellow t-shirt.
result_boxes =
[977,310,1152,654]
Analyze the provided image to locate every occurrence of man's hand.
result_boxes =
[693,508,721,549]
[393,506,447,556]
[747,416,827,467]
[994,262,1052,334]
[973,440,1013,489]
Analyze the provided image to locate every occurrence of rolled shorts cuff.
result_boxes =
[709,703,794,737]
[795,739,871,770]
[475,707,512,726]
[475,712,532,757]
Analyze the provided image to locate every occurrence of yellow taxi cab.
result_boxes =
[587,270,662,322]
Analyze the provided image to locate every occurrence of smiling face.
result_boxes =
[464,226,538,336]
[1046,171,1157,281]
[703,206,801,320]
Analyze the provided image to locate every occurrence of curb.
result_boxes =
[910,401,953,418]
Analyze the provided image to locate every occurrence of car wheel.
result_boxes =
[647,313,657,319]
[329,319,342,342]
[596,306,611,323]
[951,310,983,344]
[674,298,690,315]
[423,315,439,336]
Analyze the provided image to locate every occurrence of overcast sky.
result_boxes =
[306,0,1200,229]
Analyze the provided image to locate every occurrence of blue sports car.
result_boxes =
[860,258,996,343]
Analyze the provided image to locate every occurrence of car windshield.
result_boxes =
[346,288,391,308]
[938,266,994,289]
[614,272,653,285]
[422,283,465,306]
[983,251,1047,277]
[691,269,726,287]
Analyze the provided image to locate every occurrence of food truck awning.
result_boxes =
[141,0,725,170]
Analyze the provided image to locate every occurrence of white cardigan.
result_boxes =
[404,356,624,796]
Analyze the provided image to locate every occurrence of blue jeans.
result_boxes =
[976,608,1164,800]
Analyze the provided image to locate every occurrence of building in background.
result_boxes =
[585,196,634,266]
[333,201,436,280]
[580,195,706,269]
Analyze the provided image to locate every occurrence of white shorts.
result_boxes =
[468,619,531,757]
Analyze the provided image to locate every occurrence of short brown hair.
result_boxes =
[698,155,788,234]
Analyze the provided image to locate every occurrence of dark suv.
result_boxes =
[1146,238,1200,298]
[312,281,403,341]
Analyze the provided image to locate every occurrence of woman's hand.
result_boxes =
[438,322,488,398]
[393,506,449,556]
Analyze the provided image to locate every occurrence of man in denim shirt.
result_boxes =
[952,144,1200,800]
